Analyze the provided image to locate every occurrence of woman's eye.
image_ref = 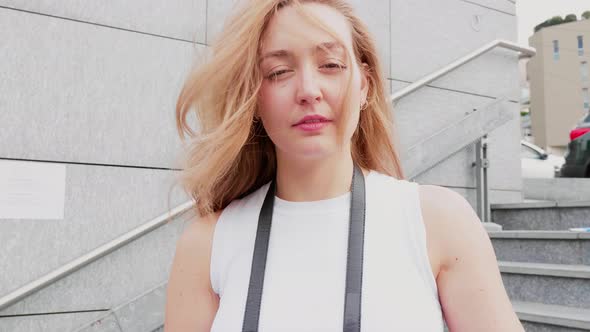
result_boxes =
[322,63,347,70]
[267,69,289,80]
[266,63,345,80]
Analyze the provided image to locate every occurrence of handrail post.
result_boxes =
[475,135,490,223]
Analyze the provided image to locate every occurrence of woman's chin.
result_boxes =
[276,137,346,161]
[292,144,339,161]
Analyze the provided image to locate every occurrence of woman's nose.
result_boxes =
[296,65,322,106]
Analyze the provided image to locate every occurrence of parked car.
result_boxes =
[569,113,590,141]
[561,114,590,177]
[521,140,565,178]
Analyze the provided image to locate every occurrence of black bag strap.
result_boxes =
[343,164,366,332]
[242,173,275,332]
[242,164,366,332]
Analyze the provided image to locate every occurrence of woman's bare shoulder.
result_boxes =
[180,211,222,247]
[416,184,523,331]
[172,209,222,282]
[416,184,480,278]
[172,210,222,269]
[164,210,223,332]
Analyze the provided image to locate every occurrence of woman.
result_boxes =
[165,0,523,331]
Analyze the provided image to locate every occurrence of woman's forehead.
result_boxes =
[260,3,354,55]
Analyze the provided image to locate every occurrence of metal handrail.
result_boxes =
[0,39,536,311]
[391,39,535,224]
[390,39,535,102]
[0,201,195,311]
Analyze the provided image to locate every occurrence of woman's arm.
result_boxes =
[164,211,221,332]
[418,185,524,332]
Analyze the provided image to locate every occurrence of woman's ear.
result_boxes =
[360,63,369,104]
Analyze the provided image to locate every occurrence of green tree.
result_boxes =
[534,20,550,32]
[548,16,564,25]
[564,14,577,22]
[534,12,589,33]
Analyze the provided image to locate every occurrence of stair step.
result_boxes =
[523,178,590,202]
[489,231,590,239]
[492,201,590,209]
[499,261,590,308]
[489,231,589,265]
[492,200,557,209]
[513,301,590,331]
[490,202,590,231]
[499,261,590,279]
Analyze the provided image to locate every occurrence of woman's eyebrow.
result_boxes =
[315,41,345,55]
[259,50,292,64]
[259,41,345,64]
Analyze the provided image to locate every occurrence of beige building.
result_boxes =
[527,18,590,155]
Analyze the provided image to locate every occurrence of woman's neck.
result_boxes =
[274,151,366,202]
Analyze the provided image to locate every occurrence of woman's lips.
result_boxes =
[294,120,331,131]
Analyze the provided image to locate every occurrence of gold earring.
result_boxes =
[360,101,368,111]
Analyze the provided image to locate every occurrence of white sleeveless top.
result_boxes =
[209,170,444,331]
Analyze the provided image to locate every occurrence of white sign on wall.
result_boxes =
[0,160,66,220]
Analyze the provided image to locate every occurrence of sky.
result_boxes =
[516,0,589,45]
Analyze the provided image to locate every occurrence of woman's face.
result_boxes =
[258,3,368,161]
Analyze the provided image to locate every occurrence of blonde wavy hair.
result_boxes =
[175,0,405,217]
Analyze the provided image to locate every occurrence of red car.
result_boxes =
[569,113,590,141]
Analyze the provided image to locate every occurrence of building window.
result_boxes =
[582,61,589,81]
[578,36,584,56]
[553,40,559,60]
[583,88,589,111]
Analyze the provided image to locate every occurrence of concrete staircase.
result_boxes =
[489,200,590,331]
[73,200,590,332]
